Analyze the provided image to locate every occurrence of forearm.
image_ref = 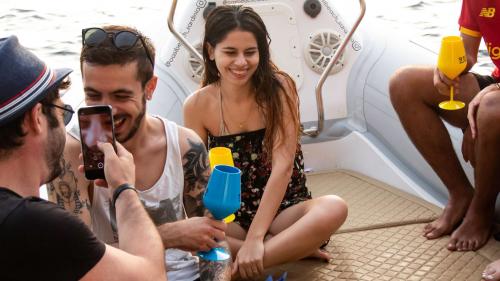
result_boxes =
[247,172,290,240]
[115,190,164,268]
[46,159,92,227]
[158,220,186,249]
[199,241,232,281]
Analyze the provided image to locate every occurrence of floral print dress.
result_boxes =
[208,128,312,230]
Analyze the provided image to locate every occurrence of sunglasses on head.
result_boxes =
[82,27,154,67]
[48,103,74,126]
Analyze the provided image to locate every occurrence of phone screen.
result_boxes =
[78,105,116,180]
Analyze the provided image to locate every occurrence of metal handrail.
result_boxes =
[303,0,366,137]
[167,0,203,63]
[167,0,366,137]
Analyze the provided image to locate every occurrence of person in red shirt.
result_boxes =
[389,0,500,254]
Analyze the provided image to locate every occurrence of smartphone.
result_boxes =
[78,105,116,180]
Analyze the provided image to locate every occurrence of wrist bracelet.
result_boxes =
[496,83,500,90]
[112,183,138,208]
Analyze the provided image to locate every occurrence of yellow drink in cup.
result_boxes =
[208,147,234,170]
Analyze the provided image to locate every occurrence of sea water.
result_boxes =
[0,0,493,198]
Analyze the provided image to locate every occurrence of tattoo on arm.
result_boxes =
[199,243,232,281]
[47,158,91,215]
[184,139,233,280]
[182,138,209,217]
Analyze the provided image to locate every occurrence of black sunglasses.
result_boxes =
[48,103,74,126]
[82,27,154,67]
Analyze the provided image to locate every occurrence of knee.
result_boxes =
[389,66,433,109]
[316,195,348,227]
[476,92,500,135]
[389,66,413,104]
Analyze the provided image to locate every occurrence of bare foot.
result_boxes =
[423,191,472,239]
[265,233,331,261]
[308,248,332,261]
[483,260,500,280]
[447,207,492,251]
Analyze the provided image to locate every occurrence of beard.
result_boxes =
[116,95,147,143]
[44,124,66,183]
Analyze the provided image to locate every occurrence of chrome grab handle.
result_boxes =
[303,0,366,137]
[167,0,365,137]
[167,0,203,63]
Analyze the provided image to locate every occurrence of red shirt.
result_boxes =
[459,0,500,79]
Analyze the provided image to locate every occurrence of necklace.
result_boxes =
[220,88,255,130]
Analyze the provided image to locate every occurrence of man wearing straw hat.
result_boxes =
[0,35,165,281]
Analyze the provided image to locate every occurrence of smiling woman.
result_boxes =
[183,5,349,279]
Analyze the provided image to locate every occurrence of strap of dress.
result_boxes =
[218,89,229,136]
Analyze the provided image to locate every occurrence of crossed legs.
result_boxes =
[227,195,347,270]
[389,65,500,251]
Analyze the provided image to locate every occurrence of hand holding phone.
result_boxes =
[95,141,136,191]
[78,105,116,180]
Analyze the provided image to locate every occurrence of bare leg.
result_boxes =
[448,90,500,251]
[261,195,347,267]
[225,224,246,258]
[227,228,331,262]
[389,66,479,239]
[483,259,500,280]
[226,195,347,268]
[262,232,331,260]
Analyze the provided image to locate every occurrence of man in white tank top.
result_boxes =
[47,25,231,281]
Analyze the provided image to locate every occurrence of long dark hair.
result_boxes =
[202,5,300,157]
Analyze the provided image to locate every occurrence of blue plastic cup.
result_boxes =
[203,164,241,220]
[198,165,241,261]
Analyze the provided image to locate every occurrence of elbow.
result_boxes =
[279,161,294,180]
[140,259,167,281]
[152,270,167,281]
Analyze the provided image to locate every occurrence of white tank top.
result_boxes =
[88,117,200,281]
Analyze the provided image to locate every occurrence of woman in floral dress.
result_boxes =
[183,5,348,280]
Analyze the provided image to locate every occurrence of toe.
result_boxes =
[423,223,432,232]
[472,239,480,251]
[462,240,471,251]
[483,269,500,281]
[447,237,458,251]
[425,228,442,239]
[423,225,433,237]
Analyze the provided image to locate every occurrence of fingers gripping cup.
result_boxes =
[198,165,241,261]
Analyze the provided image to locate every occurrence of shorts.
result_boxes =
[472,73,498,90]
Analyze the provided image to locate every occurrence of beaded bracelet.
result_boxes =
[112,183,138,208]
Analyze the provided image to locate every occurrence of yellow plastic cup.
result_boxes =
[223,214,236,223]
[437,36,466,110]
[208,147,234,171]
